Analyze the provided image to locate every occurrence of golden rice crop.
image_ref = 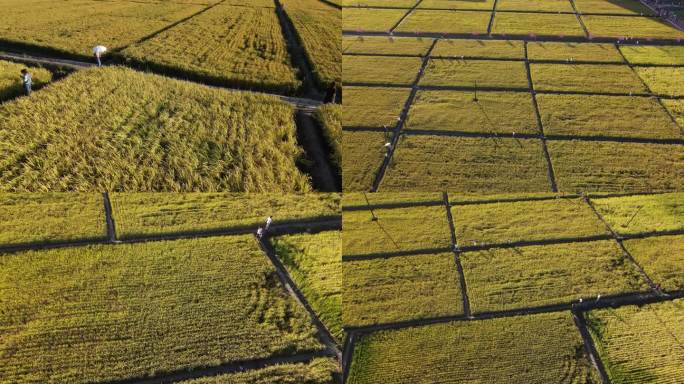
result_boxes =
[122,4,300,93]
[0,67,312,192]
[0,60,52,101]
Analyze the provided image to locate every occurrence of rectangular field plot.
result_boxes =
[491,12,586,37]
[497,0,575,12]
[179,358,339,384]
[582,15,684,39]
[110,193,339,239]
[342,131,387,191]
[530,63,649,94]
[537,94,683,139]
[342,205,451,255]
[587,300,684,384]
[623,234,684,291]
[395,10,491,34]
[343,87,410,128]
[635,67,684,97]
[0,236,323,384]
[343,252,462,326]
[271,231,342,342]
[0,67,311,193]
[407,90,538,134]
[662,99,684,128]
[420,59,529,88]
[548,141,684,192]
[347,312,601,384]
[591,193,684,235]
[342,36,434,56]
[342,8,407,32]
[343,192,443,206]
[382,136,551,192]
[574,0,654,15]
[0,193,105,247]
[432,39,525,59]
[527,42,624,63]
[619,45,684,65]
[0,60,52,102]
[452,197,608,246]
[343,55,422,85]
[462,241,648,313]
[121,4,299,92]
[283,0,341,88]
[418,0,495,10]
[0,0,203,58]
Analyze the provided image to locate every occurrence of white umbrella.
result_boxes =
[93,45,107,55]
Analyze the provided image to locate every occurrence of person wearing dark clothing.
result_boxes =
[323,82,337,104]
[20,69,32,96]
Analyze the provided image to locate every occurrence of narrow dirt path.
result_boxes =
[295,111,340,192]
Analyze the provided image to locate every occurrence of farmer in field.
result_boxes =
[265,216,273,231]
[93,45,107,67]
[256,227,264,239]
[324,82,337,103]
[20,69,32,96]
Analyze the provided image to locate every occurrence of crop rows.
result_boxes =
[178,358,340,384]
[0,66,313,192]
[315,104,343,169]
[343,192,683,382]
[0,236,325,383]
[342,192,684,327]
[586,299,684,383]
[270,231,343,342]
[121,2,301,93]
[342,38,684,192]
[341,0,683,39]
[0,0,206,58]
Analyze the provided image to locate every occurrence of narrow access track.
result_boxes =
[0,50,322,111]
[295,110,341,192]
[0,216,341,255]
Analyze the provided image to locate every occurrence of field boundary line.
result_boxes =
[316,0,341,10]
[345,126,684,145]
[615,42,684,137]
[342,332,356,383]
[116,0,227,53]
[444,192,472,317]
[0,216,341,255]
[525,41,558,192]
[345,289,684,335]
[102,192,117,242]
[274,0,322,96]
[342,30,684,45]
[342,229,684,261]
[583,196,660,292]
[342,5,661,17]
[343,246,452,261]
[370,38,438,192]
[99,350,334,384]
[572,309,611,384]
[342,200,444,211]
[257,235,342,360]
[569,0,590,38]
[0,49,322,108]
[343,81,684,100]
[487,0,499,35]
[345,52,684,67]
[295,111,341,191]
[389,0,425,33]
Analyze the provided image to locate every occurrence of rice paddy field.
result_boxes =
[342,192,684,383]
[342,0,684,192]
[0,0,342,193]
[0,193,342,383]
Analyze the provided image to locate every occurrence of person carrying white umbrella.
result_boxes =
[93,45,107,67]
